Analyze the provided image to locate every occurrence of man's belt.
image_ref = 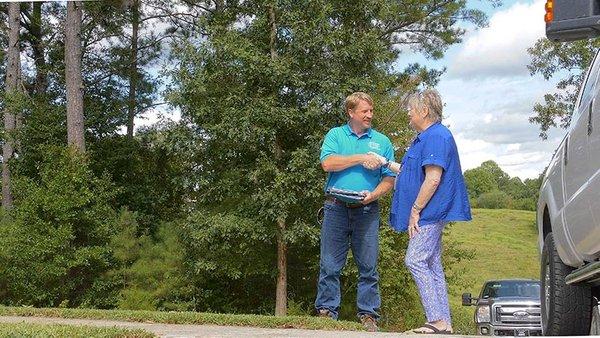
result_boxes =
[326,196,365,209]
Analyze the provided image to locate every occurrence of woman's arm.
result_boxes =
[408,165,443,238]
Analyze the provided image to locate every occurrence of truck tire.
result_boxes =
[591,299,600,335]
[541,233,592,335]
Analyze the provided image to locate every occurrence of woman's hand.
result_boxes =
[408,208,421,239]
[362,153,383,170]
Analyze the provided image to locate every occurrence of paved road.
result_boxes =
[0,315,469,337]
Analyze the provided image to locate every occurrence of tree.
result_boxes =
[527,38,600,139]
[126,0,140,138]
[464,167,497,198]
[480,160,510,188]
[3,2,21,209]
[169,0,489,316]
[65,1,85,152]
[21,1,48,96]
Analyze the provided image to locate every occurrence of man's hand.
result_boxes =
[360,190,376,205]
[367,151,388,166]
[408,209,420,239]
[362,153,385,170]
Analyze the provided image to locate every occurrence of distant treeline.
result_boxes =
[464,160,542,211]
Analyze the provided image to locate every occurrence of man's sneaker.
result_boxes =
[317,308,333,319]
[360,314,378,332]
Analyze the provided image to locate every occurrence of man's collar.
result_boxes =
[344,123,372,138]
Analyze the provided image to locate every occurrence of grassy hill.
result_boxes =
[445,208,540,334]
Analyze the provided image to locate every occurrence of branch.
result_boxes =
[379,0,453,39]
[137,33,176,52]
[140,11,202,23]
[137,101,168,113]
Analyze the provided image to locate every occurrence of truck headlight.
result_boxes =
[476,305,491,323]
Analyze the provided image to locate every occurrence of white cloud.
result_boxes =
[448,0,546,79]
[506,143,521,151]
[437,65,563,179]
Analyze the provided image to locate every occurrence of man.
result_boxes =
[315,92,395,332]
[387,89,471,334]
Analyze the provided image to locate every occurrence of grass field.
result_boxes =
[445,208,540,334]
[0,323,153,337]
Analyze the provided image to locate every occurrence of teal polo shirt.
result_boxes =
[320,124,395,200]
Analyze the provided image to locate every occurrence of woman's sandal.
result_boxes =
[411,323,453,334]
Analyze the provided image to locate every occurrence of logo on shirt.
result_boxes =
[368,142,381,151]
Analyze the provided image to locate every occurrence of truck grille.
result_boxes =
[492,304,541,326]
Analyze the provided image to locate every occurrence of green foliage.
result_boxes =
[512,197,536,211]
[0,146,118,308]
[464,160,541,211]
[527,38,600,139]
[178,210,277,314]
[111,216,193,312]
[464,167,497,197]
[88,131,191,233]
[477,190,511,209]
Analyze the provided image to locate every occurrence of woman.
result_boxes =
[372,89,471,334]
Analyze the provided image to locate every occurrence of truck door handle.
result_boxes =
[588,99,594,136]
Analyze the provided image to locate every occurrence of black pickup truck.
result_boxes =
[462,279,542,336]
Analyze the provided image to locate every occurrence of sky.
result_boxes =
[393,0,565,179]
[137,0,566,180]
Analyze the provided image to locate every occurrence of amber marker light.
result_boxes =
[545,0,554,23]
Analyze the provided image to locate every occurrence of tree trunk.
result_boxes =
[275,217,287,316]
[3,2,21,210]
[269,4,287,316]
[65,1,85,152]
[32,1,47,95]
[127,0,139,138]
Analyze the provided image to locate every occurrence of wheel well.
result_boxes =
[543,206,552,239]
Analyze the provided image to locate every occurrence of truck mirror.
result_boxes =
[462,292,473,306]
[546,0,600,42]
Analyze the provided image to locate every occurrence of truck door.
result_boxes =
[563,49,600,260]
[584,49,600,261]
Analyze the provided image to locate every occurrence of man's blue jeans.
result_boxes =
[314,200,381,320]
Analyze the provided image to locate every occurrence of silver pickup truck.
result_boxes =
[462,280,542,336]
[539,0,600,335]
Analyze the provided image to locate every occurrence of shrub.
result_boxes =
[114,220,194,312]
[512,198,536,211]
[0,146,118,307]
[476,190,512,209]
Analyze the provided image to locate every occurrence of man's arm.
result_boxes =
[321,154,380,172]
[408,165,443,237]
[362,176,395,204]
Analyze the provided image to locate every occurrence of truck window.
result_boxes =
[578,49,600,109]
[481,281,541,299]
